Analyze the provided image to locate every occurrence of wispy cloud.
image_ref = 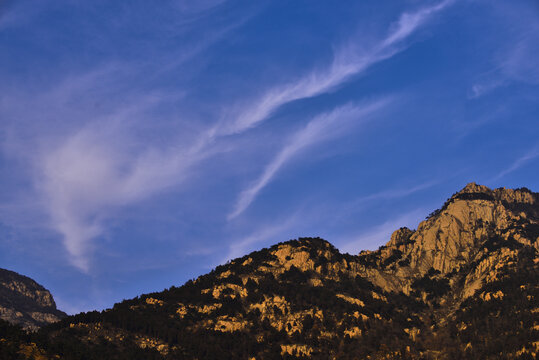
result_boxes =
[468,31,539,99]
[1,66,219,272]
[220,0,453,135]
[222,215,299,263]
[228,99,390,220]
[469,3,539,98]
[338,208,426,254]
[0,1,453,272]
[0,2,253,271]
[382,0,452,46]
[355,180,438,203]
[468,77,506,99]
[490,146,539,182]
[175,0,229,15]
[501,27,539,85]
[35,120,208,271]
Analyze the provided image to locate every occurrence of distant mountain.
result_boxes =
[0,268,66,330]
[1,183,538,359]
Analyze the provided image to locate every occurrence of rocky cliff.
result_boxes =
[2,183,538,359]
[359,182,539,296]
[0,268,66,330]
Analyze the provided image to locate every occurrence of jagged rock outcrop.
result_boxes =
[363,183,539,296]
[2,183,537,359]
[0,268,66,330]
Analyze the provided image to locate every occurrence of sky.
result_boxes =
[0,0,538,314]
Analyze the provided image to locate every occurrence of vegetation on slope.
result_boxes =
[1,184,538,359]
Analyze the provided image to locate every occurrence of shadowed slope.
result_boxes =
[0,269,66,331]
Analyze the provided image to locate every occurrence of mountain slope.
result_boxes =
[3,183,539,359]
[0,268,66,331]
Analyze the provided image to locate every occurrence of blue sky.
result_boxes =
[0,0,538,314]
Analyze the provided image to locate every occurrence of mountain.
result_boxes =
[2,183,538,359]
[0,268,66,330]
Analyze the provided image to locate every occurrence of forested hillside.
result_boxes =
[1,184,538,359]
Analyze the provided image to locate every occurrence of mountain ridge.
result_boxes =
[1,183,538,359]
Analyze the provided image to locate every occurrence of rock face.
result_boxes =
[358,183,539,296]
[2,183,538,359]
[0,268,66,330]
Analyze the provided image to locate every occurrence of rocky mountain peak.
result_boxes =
[439,182,537,215]
[458,182,491,194]
[368,183,538,297]
[0,268,66,330]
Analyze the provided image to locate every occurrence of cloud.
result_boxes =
[35,120,207,271]
[338,208,426,254]
[1,65,219,272]
[469,2,539,98]
[175,0,228,15]
[228,99,390,220]
[382,0,453,46]
[0,1,452,272]
[355,180,438,203]
[0,2,251,271]
[222,215,299,263]
[2,66,236,271]
[468,78,506,99]
[468,30,539,99]
[490,146,539,182]
[502,29,539,85]
[220,0,453,135]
